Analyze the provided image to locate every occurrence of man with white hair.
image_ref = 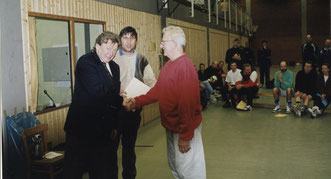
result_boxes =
[130,26,206,179]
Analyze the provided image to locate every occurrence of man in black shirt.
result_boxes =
[293,61,318,117]
[257,40,271,88]
[302,34,319,68]
[225,39,243,70]
[318,39,331,68]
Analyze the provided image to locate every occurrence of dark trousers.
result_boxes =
[115,110,142,179]
[313,94,330,113]
[260,63,270,85]
[222,86,239,105]
[239,86,259,106]
[63,133,118,179]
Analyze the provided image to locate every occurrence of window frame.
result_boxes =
[29,12,106,115]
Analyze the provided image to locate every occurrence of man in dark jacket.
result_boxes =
[318,39,331,68]
[308,63,331,118]
[302,34,319,68]
[293,61,318,117]
[225,39,243,70]
[257,40,271,88]
[63,31,130,179]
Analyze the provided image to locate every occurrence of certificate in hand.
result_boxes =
[124,77,151,98]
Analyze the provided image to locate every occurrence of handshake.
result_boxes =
[122,97,136,111]
[120,91,136,111]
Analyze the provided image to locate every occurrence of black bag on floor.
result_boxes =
[266,79,274,89]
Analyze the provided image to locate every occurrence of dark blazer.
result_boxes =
[316,72,331,99]
[64,51,123,141]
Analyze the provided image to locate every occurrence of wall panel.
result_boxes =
[35,107,69,147]
[166,18,208,67]
[209,28,228,64]
[230,33,240,46]
[22,0,162,145]
[241,36,249,47]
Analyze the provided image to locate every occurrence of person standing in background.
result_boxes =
[113,26,156,179]
[302,34,319,69]
[257,40,271,88]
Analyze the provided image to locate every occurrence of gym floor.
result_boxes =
[85,65,331,179]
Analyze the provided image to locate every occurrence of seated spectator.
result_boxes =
[223,61,242,108]
[198,63,216,103]
[273,61,294,113]
[218,60,227,81]
[218,60,227,101]
[235,63,259,111]
[308,63,331,118]
[206,61,223,90]
[293,61,318,117]
[318,39,331,69]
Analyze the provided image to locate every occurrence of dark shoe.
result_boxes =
[223,102,231,108]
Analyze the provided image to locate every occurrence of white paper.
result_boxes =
[43,151,63,159]
[125,78,151,98]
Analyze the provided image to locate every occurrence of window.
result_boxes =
[29,14,105,112]
[35,18,72,111]
[74,22,103,61]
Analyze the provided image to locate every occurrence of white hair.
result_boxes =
[162,26,186,48]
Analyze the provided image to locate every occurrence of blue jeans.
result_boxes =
[200,80,214,100]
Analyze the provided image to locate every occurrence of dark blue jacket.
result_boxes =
[64,51,123,141]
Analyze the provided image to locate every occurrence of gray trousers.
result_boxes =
[166,124,206,179]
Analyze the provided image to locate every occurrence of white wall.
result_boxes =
[0,0,26,178]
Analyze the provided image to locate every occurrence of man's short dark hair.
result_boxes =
[199,63,205,67]
[261,40,267,44]
[321,63,330,68]
[93,31,119,51]
[119,26,138,40]
[230,61,237,65]
[305,61,313,66]
[234,39,240,42]
[243,63,251,69]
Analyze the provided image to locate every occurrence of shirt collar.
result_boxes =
[119,48,135,56]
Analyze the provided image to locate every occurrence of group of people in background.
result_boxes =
[198,35,331,119]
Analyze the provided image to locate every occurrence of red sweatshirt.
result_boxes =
[135,54,202,141]
[235,71,258,88]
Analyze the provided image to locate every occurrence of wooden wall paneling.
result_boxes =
[35,107,69,147]
[28,17,39,112]
[209,28,229,64]
[241,36,248,47]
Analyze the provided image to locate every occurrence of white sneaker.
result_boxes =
[293,103,301,117]
[308,107,317,118]
[273,105,281,113]
[244,105,252,111]
[286,106,291,114]
[315,106,322,115]
[214,93,222,98]
[210,95,217,103]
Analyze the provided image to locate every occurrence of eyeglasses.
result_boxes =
[160,40,173,44]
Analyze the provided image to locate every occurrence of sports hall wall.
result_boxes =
[237,0,330,65]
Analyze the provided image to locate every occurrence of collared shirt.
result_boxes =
[113,48,156,91]
[225,69,242,85]
[324,75,329,83]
